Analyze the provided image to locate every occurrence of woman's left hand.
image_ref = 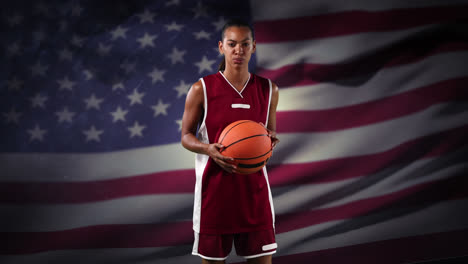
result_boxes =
[260,123,279,150]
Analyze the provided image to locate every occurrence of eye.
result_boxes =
[229,43,235,47]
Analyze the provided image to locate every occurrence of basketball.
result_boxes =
[218,120,272,174]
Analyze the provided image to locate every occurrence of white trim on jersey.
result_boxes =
[265,79,273,126]
[263,166,276,230]
[219,71,251,98]
[243,250,277,259]
[192,232,230,261]
[193,78,210,233]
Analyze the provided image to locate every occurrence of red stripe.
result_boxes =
[276,173,468,234]
[1,222,193,254]
[2,176,466,254]
[235,229,468,264]
[276,77,468,133]
[254,6,468,43]
[1,125,466,204]
[257,43,468,88]
[269,124,468,186]
[0,169,195,203]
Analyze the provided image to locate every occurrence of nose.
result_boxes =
[235,44,244,54]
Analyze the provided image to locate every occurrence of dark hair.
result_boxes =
[218,19,255,72]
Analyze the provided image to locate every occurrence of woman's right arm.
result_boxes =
[181,80,237,173]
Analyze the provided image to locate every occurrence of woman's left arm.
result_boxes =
[267,82,280,149]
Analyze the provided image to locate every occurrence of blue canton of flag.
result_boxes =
[1,0,254,152]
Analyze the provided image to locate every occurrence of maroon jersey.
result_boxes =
[193,71,275,235]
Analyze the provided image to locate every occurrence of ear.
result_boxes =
[252,40,256,54]
[218,40,224,55]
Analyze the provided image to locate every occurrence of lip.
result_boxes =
[233,58,244,64]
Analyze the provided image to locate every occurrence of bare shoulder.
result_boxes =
[185,79,204,107]
[271,81,279,93]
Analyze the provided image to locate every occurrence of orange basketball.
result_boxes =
[218,120,272,174]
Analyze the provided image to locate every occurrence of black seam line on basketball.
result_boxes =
[237,161,266,169]
[222,134,270,152]
[219,120,256,145]
[233,148,272,160]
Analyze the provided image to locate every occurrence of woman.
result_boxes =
[181,19,279,264]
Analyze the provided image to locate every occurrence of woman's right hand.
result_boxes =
[207,143,238,174]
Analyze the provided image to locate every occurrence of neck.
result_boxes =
[221,67,250,92]
[222,66,250,84]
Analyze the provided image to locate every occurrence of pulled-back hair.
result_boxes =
[218,19,255,72]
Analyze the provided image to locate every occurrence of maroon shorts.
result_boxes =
[192,229,277,260]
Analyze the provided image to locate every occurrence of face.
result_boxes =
[219,26,256,69]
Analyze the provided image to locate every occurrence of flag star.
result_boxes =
[97,42,112,56]
[55,107,75,123]
[191,2,208,19]
[175,119,183,131]
[83,125,104,142]
[166,0,180,6]
[195,56,216,74]
[58,48,73,61]
[174,80,191,98]
[137,9,156,24]
[30,93,48,108]
[84,94,104,110]
[165,21,184,32]
[3,107,22,124]
[120,61,136,74]
[151,99,171,117]
[127,89,145,105]
[71,34,85,47]
[213,17,227,31]
[57,76,76,91]
[167,47,186,65]
[7,77,24,91]
[148,67,166,84]
[6,13,24,27]
[193,30,211,40]
[30,61,49,77]
[128,121,146,138]
[6,42,21,57]
[71,3,84,16]
[110,25,129,40]
[137,32,157,48]
[83,69,94,80]
[28,124,47,142]
[112,81,125,91]
[110,106,128,122]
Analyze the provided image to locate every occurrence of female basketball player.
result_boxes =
[181,19,279,264]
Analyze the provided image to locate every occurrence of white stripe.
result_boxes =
[273,198,468,257]
[0,194,193,232]
[251,0,468,21]
[2,102,467,182]
[262,243,278,251]
[231,103,251,109]
[256,26,432,69]
[277,51,468,111]
[4,150,465,232]
[271,102,468,164]
[0,142,195,182]
[273,152,468,215]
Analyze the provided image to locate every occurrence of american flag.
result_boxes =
[1,0,468,263]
